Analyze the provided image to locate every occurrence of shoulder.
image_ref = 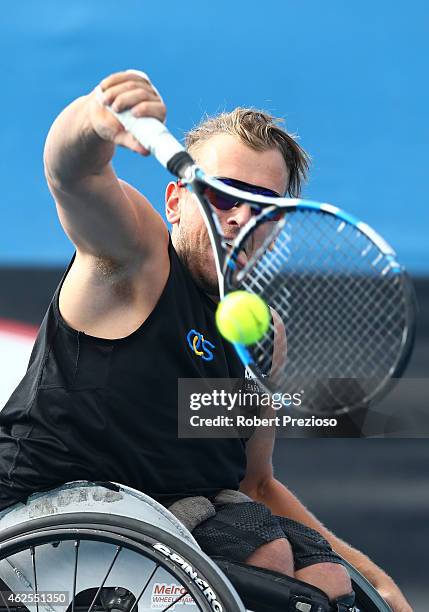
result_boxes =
[118,178,169,256]
[58,182,171,339]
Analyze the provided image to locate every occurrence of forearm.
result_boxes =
[44,94,115,186]
[254,477,393,587]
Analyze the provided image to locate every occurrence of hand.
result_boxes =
[88,70,167,155]
[376,578,413,612]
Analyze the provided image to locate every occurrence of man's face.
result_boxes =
[166,133,289,295]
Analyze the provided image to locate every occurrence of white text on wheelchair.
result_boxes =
[153,543,223,611]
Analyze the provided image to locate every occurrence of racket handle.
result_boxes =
[113,112,183,166]
[112,110,194,178]
[97,86,194,177]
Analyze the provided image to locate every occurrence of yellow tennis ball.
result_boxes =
[216,291,270,345]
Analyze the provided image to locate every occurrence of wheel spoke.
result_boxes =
[71,540,79,612]
[30,546,39,612]
[0,590,11,612]
[86,545,122,612]
[163,592,187,611]
[129,563,159,612]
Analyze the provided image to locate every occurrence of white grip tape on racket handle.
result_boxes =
[95,86,185,169]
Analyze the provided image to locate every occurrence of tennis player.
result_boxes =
[0,71,411,612]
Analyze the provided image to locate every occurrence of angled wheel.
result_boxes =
[0,513,245,612]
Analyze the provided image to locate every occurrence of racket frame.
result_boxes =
[180,167,416,411]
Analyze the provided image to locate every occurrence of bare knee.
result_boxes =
[245,538,294,576]
[295,562,353,601]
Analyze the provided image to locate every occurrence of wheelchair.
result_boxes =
[0,481,392,612]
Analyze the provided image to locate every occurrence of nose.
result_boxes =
[225,204,253,228]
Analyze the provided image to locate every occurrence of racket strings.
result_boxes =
[233,209,410,413]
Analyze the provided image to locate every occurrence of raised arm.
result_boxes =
[43,71,170,337]
[44,71,168,264]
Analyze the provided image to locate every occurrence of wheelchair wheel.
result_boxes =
[340,558,393,612]
[0,513,245,612]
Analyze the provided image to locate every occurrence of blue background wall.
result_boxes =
[1,0,428,272]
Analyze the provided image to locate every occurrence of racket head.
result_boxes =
[221,202,417,415]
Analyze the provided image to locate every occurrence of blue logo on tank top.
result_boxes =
[186,329,215,362]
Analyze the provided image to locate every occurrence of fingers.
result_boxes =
[101,82,158,107]
[107,90,165,121]
[129,100,167,121]
[90,70,165,155]
[100,71,150,90]
[114,131,150,156]
[99,70,166,122]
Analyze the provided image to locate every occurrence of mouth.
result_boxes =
[224,240,248,268]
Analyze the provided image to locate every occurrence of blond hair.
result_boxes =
[185,107,310,197]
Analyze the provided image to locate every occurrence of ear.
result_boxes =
[165,181,181,225]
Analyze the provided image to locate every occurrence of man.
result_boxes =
[0,71,410,611]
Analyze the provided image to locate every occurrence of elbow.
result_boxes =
[240,475,274,502]
[43,125,69,190]
[43,130,56,186]
[256,476,274,500]
[43,94,110,189]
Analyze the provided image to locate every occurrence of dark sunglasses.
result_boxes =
[177,176,283,219]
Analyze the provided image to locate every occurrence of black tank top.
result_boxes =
[0,240,247,507]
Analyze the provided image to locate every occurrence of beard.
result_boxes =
[173,229,220,297]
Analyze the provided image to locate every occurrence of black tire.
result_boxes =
[0,513,245,612]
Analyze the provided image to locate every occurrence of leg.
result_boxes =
[245,540,351,601]
[192,501,354,603]
[275,515,354,601]
[245,537,294,576]
[296,562,353,601]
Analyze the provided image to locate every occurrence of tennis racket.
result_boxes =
[99,87,416,416]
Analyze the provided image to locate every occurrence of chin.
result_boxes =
[193,272,219,297]
[174,238,219,295]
